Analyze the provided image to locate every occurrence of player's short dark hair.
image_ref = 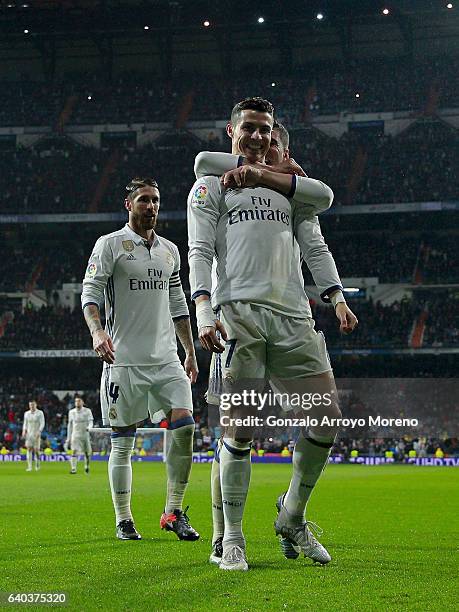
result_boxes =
[231,97,274,125]
[273,121,289,149]
[125,177,159,199]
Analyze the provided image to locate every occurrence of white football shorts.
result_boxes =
[71,434,92,455]
[100,362,193,428]
[208,301,332,402]
[25,434,41,450]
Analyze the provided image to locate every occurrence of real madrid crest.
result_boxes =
[166,253,174,267]
[122,240,135,252]
[109,408,117,420]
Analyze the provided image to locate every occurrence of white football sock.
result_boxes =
[35,451,40,469]
[165,417,194,513]
[84,454,90,469]
[220,438,251,547]
[211,439,224,543]
[283,431,334,524]
[109,434,135,525]
[70,456,78,471]
[26,450,32,469]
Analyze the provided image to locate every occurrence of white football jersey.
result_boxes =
[188,176,330,318]
[81,224,189,366]
[23,410,45,436]
[194,152,343,302]
[68,407,94,438]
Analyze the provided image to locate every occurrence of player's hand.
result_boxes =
[199,320,228,353]
[269,158,308,177]
[184,354,199,383]
[220,166,263,189]
[92,329,115,364]
[335,303,358,334]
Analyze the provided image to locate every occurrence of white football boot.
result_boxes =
[219,543,249,571]
[274,494,331,565]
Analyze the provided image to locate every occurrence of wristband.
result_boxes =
[196,300,216,330]
[331,290,346,308]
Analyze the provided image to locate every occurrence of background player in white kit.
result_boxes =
[82,177,199,542]
[194,120,358,565]
[66,397,94,474]
[188,97,355,570]
[22,400,45,472]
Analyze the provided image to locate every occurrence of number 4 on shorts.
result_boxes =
[109,383,120,404]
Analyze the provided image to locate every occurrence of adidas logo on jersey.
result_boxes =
[126,254,136,260]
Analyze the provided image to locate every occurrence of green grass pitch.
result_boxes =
[0,462,457,611]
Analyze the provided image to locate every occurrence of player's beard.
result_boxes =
[143,215,157,230]
[133,211,157,231]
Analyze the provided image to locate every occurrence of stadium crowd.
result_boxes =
[0,56,457,127]
[1,118,456,215]
[1,293,458,352]
[1,227,458,295]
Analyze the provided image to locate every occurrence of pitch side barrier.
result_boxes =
[1,201,458,224]
[1,453,458,467]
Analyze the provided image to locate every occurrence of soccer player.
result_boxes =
[194,120,358,566]
[66,397,94,474]
[82,177,199,542]
[22,400,45,472]
[188,98,356,570]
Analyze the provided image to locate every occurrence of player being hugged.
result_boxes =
[66,397,94,474]
[194,119,358,566]
[188,98,357,571]
[22,400,45,472]
[82,177,199,542]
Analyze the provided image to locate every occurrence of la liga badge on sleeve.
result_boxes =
[191,184,208,206]
[86,263,97,278]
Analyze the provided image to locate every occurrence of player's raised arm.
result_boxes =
[194,151,242,179]
[81,236,115,364]
[219,165,333,216]
[168,245,198,383]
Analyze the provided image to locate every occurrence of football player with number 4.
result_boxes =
[82,177,199,542]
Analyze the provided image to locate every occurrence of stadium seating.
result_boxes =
[0,56,457,127]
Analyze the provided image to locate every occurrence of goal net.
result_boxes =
[89,427,168,462]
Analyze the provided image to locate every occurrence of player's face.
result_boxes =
[29,401,37,412]
[75,398,83,410]
[125,187,160,231]
[265,129,288,166]
[227,110,273,163]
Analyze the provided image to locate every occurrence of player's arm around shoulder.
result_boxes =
[194,151,242,179]
[290,175,334,215]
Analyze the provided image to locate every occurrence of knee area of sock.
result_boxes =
[110,435,135,455]
[298,428,336,448]
[170,416,195,434]
[170,423,195,444]
[222,437,252,456]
